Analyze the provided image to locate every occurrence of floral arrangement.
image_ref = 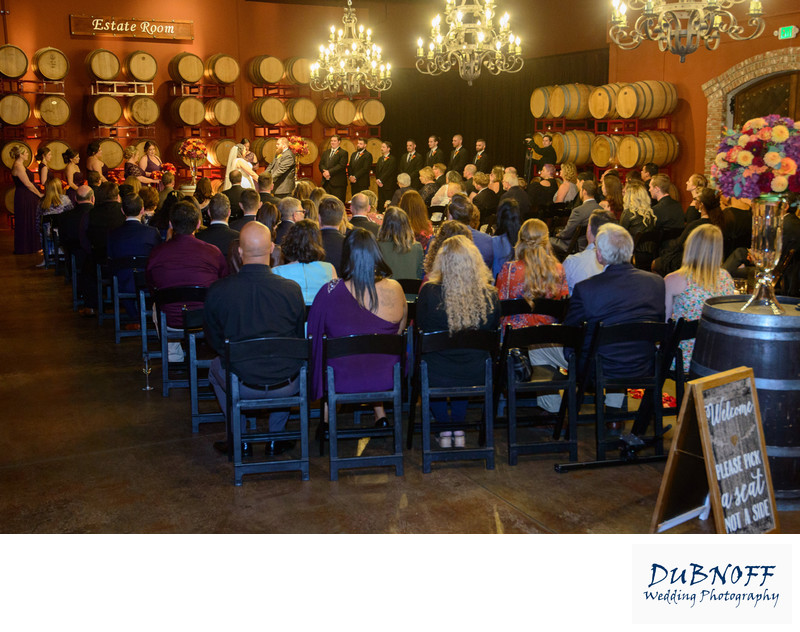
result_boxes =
[160,162,177,174]
[287,135,309,157]
[106,171,124,184]
[178,138,208,162]
[712,115,800,198]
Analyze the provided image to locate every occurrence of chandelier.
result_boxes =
[609,0,766,63]
[416,0,523,86]
[309,0,391,98]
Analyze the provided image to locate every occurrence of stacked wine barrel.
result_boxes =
[530,80,680,170]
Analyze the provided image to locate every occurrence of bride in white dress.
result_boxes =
[223,143,259,190]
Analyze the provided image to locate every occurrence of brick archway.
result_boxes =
[702,48,800,175]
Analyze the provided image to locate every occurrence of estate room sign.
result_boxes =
[70,15,194,40]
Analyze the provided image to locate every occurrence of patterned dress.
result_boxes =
[496,259,568,330]
[671,268,735,371]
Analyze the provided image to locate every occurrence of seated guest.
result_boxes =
[391,172,414,208]
[197,194,239,259]
[318,195,346,275]
[491,199,521,279]
[222,170,245,220]
[273,220,337,305]
[497,218,568,331]
[146,201,228,361]
[416,235,500,448]
[255,201,281,267]
[307,228,407,427]
[258,172,280,208]
[488,165,504,195]
[139,186,159,225]
[534,223,665,416]
[230,189,262,232]
[275,196,304,246]
[553,163,579,205]
[157,172,174,210]
[563,208,616,295]
[471,171,499,227]
[193,178,213,224]
[500,170,532,220]
[599,173,624,220]
[205,222,306,457]
[525,163,557,217]
[88,182,124,262]
[431,170,463,206]
[620,180,656,240]
[462,164,477,196]
[551,180,601,256]
[376,207,424,280]
[664,224,735,372]
[399,190,433,252]
[649,174,685,230]
[422,220,472,281]
[433,162,447,188]
[448,193,493,270]
[721,195,753,259]
[684,173,708,224]
[417,167,438,207]
[361,189,382,225]
[349,193,379,236]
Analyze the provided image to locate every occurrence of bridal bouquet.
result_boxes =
[287,135,309,157]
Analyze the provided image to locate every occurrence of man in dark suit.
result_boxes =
[266,136,296,198]
[649,174,685,231]
[375,140,397,212]
[473,139,489,173]
[257,172,280,208]
[400,139,424,189]
[500,171,533,221]
[462,164,477,196]
[448,134,469,174]
[230,189,262,232]
[347,137,372,197]
[471,172,499,226]
[197,194,239,258]
[318,134,348,202]
[319,195,346,275]
[425,135,445,168]
[433,163,447,188]
[275,196,304,246]
[222,170,245,221]
[157,172,174,211]
[349,193,379,236]
[88,181,125,262]
[550,181,601,255]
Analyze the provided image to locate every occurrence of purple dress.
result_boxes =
[307,279,401,399]
[144,156,161,175]
[13,175,41,254]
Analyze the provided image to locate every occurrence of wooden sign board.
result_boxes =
[70,15,194,41]
[651,367,780,534]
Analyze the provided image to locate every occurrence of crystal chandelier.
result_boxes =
[309,0,391,98]
[415,0,523,86]
[609,0,766,63]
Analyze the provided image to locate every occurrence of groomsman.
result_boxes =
[375,140,397,211]
[348,137,372,197]
[474,139,490,173]
[425,135,445,167]
[319,135,348,202]
[449,134,469,174]
[400,139,424,189]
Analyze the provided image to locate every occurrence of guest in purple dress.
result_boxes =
[307,227,407,426]
[11,145,45,254]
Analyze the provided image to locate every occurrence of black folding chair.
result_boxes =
[184,307,224,432]
[224,337,312,485]
[323,333,405,481]
[632,229,662,271]
[111,256,149,344]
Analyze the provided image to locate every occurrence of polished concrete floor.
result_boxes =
[1,226,797,534]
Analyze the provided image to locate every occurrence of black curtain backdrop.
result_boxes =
[380,48,609,173]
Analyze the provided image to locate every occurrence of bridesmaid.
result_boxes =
[138,141,163,178]
[10,145,44,255]
[36,146,51,192]
[86,140,107,183]
[63,149,81,206]
[123,146,157,185]
[240,138,259,169]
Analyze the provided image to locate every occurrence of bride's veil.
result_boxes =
[223,143,245,190]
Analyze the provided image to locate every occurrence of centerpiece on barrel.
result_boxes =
[712,114,800,314]
[287,135,309,170]
[177,137,208,191]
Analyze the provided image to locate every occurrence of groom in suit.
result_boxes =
[266,137,296,198]
[348,137,372,198]
[319,134,348,203]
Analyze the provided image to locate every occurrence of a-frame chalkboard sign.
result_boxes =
[651,367,780,534]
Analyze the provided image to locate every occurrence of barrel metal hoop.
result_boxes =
[766,444,800,457]
[700,316,800,339]
[690,362,800,390]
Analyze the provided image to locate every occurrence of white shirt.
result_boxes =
[563,243,603,296]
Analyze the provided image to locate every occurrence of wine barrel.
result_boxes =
[691,296,800,504]
[617,135,646,168]
[353,99,385,126]
[40,140,71,170]
[34,95,70,126]
[340,138,356,156]
[88,95,122,126]
[616,80,678,119]
[639,130,679,165]
[529,132,546,161]
[247,55,284,85]
[32,47,69,81]
[591,134,623,168]
[134,139,161,162]
[4,186,15,214]
[1,140,33,169]
[248,97,285,126]
[98,139,124,169]
[204,97,240,127]
[123,50,158,82]
[549,83,594,120]
[124,96,160,126]
[282,97,316,126]
[318,98,356,127]
[365,138,383,163]
[549,133,566,163]
[205,54,240,84]
[299,138,319,166]
[0,44,28,79]
[168,52,204,84]
[559,130,595,166]
[171,96,205,126]
[253,137,278,164]
[0,93,30,126]
[588,83,625,120]
[530,85,556,119]
[283,57,311,85]
[206,138,236,167]
[85,49,120,81]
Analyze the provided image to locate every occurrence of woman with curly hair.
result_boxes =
[399,189,433,251]
[377,207,424,280]
[620,180,656,239]
[417,166,438,207]
[416,234,500,447]
[422,219,472,279]
[600,173,624,220]
[553,162,578,204]
[272,219,336,304]
[496,218,567,331]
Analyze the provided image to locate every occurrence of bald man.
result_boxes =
[205,222,306,457]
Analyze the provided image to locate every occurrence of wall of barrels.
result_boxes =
[529,80,679,178]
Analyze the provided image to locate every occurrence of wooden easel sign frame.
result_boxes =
[651,367,780,534]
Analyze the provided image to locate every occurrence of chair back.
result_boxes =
[153,285,208,311]
[503,323,583,355]
[418,328,500,355]
[500,297,569,321]
[397,278,422,296]
[324,333,405,363]
[224,336,311,388]
[565,224,587,256]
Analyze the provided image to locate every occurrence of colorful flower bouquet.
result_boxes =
[178,138,208,183]
[712,115,800,198]
[161,162,177,174]
[106,171,124,184]
[287,135,309,158]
